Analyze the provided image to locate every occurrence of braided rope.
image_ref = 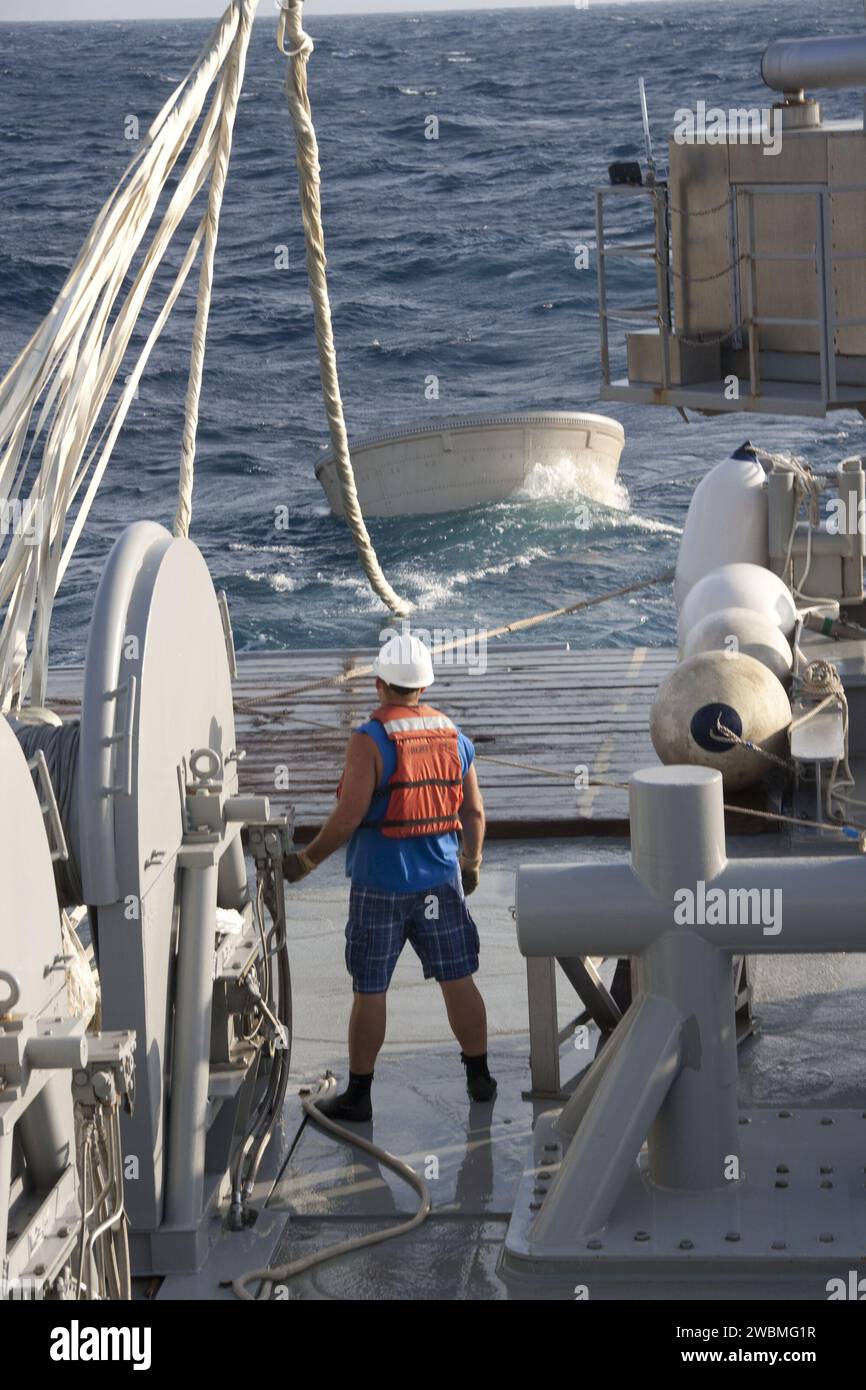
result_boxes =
[277,0,413,617]
[175,2,255,538]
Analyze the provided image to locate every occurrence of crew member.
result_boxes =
[283,633,493,1121]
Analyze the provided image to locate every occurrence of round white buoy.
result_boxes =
[650,650,791,790]
[680,606,793,681]
[678,562,797,646]
[675,455,768,609]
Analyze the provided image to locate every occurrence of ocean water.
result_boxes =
[1,0,864,662]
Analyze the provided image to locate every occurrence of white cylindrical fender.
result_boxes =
[678,562,797,646]
[680,605,794,681]
[675,456,768,609]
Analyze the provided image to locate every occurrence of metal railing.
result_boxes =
[595,183,672,388]
[596,176,866,409]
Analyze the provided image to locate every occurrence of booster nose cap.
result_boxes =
[374,632,435,688]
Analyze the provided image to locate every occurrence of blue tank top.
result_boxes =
[345,716,476,892]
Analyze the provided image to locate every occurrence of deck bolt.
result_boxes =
[529,1201,542,1212]
[820,1165,833,1174]
[775,1180,788,1189]
[635,1231,650,1243]
[536,1171,551,1183]
[738,1116,750,1125]
[775,1164,789,1174]
[819,1233,834,1243]
[820,1116,834,1126]
[725,1232,741,1243]
[532,1187,546,1198]
[778,1110,792,1119]
[820,1180,833,1189]
[679,1239,694,1250]
[587,1238,602,1250]
[543,1143,559,1152]
[771,1240,786,1251]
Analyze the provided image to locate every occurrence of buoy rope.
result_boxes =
[235,699,866,843]
[277,0,413,618]
[711,717,790,771]
[233,566,676,717]
[471,757,866,840]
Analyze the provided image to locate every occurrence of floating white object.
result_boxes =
[678,562,797,646]
[674,456,768,608]
[315,411,625,518]
[650,650,791,790]
[681,606,794,682]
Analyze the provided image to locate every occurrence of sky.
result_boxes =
[1,0,605,19]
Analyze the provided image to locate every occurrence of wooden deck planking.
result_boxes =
[45,644,674,836]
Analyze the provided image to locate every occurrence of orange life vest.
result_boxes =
[354,704,464,838]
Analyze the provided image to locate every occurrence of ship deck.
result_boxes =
[150,833,866,1302]
[44,643,866,1301]
[46,643,674,835]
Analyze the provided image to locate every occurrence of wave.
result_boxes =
[517,456,630,511]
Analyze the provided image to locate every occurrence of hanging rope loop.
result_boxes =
[277,0,414,617]
[277,0,314,61]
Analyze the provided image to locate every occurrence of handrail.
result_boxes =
[596,173,866,408]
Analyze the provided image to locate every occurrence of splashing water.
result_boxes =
[518,452,630,511]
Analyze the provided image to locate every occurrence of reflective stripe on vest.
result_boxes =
[360,703,463,839]
[381,714,455,735]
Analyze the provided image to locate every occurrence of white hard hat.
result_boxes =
[374,632,435,688]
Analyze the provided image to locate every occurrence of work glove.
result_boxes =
[460,854,481,896]
[284,849,315,884]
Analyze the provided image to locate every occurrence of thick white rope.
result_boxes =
[175,1,255,538]
[0,1,258,709]
[278,0,414,617]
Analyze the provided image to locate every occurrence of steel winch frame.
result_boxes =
[500,764,866,1299]
[3,521,300,1287]
[0,714,137,1302]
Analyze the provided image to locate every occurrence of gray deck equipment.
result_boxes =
[501,765,866,1299]
[5,523,299,1279]
[0,717,134,1299]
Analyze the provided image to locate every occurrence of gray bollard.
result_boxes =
[639,931,739,1191]
[505,762,866,1286]
[630,765,726,901]
[631,768,739,1192]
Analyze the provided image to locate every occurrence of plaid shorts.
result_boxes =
[345,873,480,993]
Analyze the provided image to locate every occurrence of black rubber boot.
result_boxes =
[461,1051,497,1103]
[315,1071,373,1123]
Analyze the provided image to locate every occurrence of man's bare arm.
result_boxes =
[460,763,485,864]
[302,732,378,867]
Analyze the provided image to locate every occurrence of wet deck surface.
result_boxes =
[155,834,866,1302]
[47,643,674,835]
